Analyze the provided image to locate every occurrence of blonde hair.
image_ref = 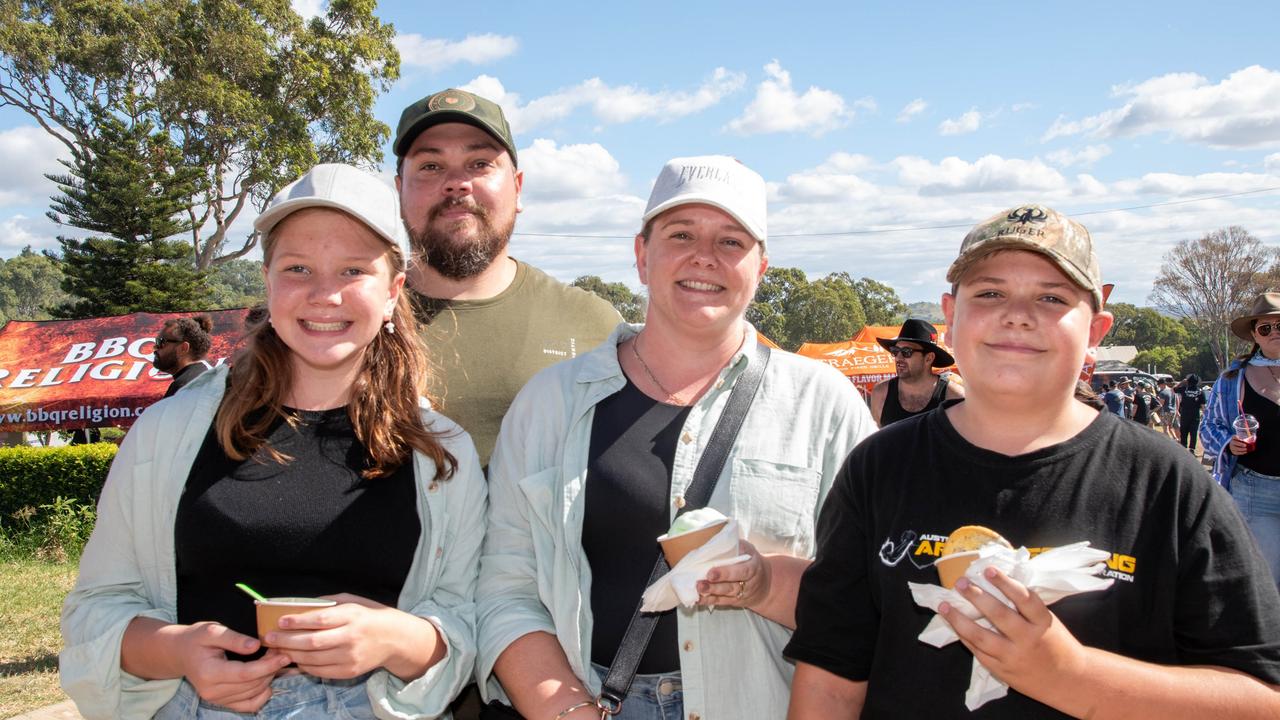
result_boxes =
[214,217,455,480]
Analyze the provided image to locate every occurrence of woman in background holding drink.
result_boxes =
[60,164,486,719]
[1202,291,1280,587]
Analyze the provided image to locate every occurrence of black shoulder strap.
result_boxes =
[598,342,771,711]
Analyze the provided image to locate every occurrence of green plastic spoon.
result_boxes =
[235,582,267,602]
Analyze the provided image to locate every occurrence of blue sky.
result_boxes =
[2,1,1278,305]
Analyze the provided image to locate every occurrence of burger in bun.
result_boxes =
[936,525,1013,589]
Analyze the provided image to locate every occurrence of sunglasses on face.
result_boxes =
[154,336,179,348]
[888,346,919,358]
[1256,321,1280,337]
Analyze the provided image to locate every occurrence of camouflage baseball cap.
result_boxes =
[394,88,517,166]
[946,204,1103,308]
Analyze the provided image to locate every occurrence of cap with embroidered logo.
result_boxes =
[641,155,767,249]
[394,88,517,166]
[947,204,1103,308]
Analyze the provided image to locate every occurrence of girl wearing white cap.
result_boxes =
[476,156,874,720]
[60,164,486,719]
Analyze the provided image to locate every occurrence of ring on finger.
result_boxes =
[735,581,746,598]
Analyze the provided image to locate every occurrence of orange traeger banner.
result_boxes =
[0,309,249,431]
[795,340,899,393]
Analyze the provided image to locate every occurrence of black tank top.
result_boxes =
[1239,378,1280,476]
[881,376,948,426]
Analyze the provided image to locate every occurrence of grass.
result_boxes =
[0,558,76,718]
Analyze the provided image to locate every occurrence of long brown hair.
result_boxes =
[214,221,456,480]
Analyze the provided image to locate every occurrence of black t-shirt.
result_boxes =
[582,377,691,673]
[1175,385,1205,421]
[786,409,1280,719]
[175,407,420,659]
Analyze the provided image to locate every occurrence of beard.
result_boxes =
[410,196,515,280]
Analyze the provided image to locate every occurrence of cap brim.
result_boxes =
[642,197,766,246]
[395,111,517,165]
[253,198,402,262]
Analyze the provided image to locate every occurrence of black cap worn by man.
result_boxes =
[393,88,620,468]
[869,318,964,427]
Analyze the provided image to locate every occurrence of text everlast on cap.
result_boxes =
[642,155,768,249]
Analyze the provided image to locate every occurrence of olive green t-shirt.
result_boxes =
[414,260,621,466]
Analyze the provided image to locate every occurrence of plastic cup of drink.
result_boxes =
[254,597,336,645]
[1234,414,1260,452]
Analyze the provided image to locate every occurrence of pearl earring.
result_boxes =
[384,320,395,335]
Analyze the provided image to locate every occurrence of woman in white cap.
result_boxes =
[476,156,874,720]
[1202,291,1280,586]
[60,164,486,719]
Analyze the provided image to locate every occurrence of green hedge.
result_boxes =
[0,443,116,520]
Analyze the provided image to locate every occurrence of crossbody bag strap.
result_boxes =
[597,342,771,714]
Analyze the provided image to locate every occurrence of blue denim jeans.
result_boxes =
[1230,465,1280,589]
[154,672,374,720]
[591,663,683,720]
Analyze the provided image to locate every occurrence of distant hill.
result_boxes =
[906,301,945,323]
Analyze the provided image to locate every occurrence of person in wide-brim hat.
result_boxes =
[1229,291,1280,342]
[876,317,954,368]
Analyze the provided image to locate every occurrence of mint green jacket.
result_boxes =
[477,324,875,719]
[60,366,487,719]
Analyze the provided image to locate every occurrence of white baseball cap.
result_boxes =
[641,155,767,249]
[254,163,411,268]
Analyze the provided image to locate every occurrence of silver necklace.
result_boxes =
[632,335,683,405]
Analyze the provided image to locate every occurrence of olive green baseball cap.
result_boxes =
[946,204,1103,308]
[394,88,518,166]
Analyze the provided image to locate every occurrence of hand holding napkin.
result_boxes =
[641,520,749,612]
[907,541,1115,711]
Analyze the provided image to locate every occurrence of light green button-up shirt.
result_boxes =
[478,323,875,719]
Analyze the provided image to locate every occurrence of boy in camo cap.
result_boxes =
[786,205,1280,718]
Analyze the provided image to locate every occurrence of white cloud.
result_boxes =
[396,33,518,71]
[893,154,1067,195]
[290,0,324,20]
[517,139,627,202]
[897,98,928,123]
[1045,144,1113,168]
[938,108,982,136]
[0,214,59,255]
[725,61,855,137]
[1012,102,1037,112]
[1042,65,1280,148]
[1265,152,1280,175]
[0,126,70,207]
[461,69,745,135]
[1111,171,1275,197]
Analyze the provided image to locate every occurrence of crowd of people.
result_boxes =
[58,88,1280,720]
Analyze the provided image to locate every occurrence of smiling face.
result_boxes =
[396,122,522,280]
[635,203,768,340]
[942,249,1112,406]
[263,208,405,395]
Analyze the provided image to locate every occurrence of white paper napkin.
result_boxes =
[641,520,750,611]
[907,541,1115,710]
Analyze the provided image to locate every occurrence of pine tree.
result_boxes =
[45,108,208,317]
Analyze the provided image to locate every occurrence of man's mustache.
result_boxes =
[428,196,489,223]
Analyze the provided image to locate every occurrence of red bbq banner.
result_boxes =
[0,309,250,431]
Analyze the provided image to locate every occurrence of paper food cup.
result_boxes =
[254,597,337,644]
[659,519,728,566]
[935,551,980,589]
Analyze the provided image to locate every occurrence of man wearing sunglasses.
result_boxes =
[869,318,964,427]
